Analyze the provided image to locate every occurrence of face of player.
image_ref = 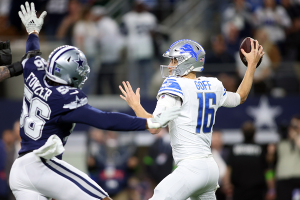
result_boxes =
[168,58,178,75]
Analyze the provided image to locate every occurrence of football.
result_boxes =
[239,37,263,68]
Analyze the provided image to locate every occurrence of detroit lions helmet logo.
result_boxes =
[180,44,202,61]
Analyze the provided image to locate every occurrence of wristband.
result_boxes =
[7,61,23,77]
[147,118,161,129]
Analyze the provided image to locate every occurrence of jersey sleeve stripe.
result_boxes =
[22,58,29,69]
[158,88,183,95]
[42,158,107,198]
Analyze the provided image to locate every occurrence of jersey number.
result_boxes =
[20,85,51,140]
[196,93,216,133]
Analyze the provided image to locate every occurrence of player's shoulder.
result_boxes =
[22,55,47,75]
[157,77,184,99]
[50,86,88,110]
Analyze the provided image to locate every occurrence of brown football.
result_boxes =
[239,37,263,68]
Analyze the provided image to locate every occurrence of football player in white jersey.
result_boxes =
[119,39,264,200]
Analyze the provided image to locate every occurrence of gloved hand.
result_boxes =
[147,106,181,129]
[18,2,47,34]
[0,41,12,66]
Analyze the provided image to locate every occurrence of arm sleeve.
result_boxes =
[221,92,241,108]
[26,34,40,53]
[58,104,147,131]
[153,94,182,117]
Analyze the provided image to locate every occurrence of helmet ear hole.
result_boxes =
[67,57,71,62]
[72,77,78,81]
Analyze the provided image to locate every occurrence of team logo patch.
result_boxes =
[55,67,60,73]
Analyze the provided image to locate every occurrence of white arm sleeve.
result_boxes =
[222,92,241,108]
[153,94,182,117]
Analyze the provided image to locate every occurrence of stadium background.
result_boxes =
[0,0,300,199]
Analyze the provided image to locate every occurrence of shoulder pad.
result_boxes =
[157,77,183,99]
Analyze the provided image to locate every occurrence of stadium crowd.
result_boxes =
[0,0,300,97]
[0,0,300,200]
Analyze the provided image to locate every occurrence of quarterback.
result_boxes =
[0,2,180,200]
[119,39,264,199]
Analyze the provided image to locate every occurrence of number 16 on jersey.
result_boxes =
[196,93,216,134]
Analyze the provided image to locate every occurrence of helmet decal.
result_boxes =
[179,43,202,61]
[73,55,84,71]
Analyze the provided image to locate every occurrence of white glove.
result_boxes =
[147,106,181,129]
[18,2,47,34]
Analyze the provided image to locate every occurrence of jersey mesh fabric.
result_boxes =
[19,56,86,156]
[156,76,228,165]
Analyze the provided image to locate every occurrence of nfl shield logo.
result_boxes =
[55,67,61,73]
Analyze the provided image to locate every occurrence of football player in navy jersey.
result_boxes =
[2,2,181,200]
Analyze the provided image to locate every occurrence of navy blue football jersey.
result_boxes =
[18,34,147,159]
[19,56,87,155]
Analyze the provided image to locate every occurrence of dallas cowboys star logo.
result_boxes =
[73,55,84,71]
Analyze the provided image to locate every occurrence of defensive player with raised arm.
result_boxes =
[7,2,180,200]
[119,39,264,200]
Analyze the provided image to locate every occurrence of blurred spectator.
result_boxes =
[206,34,236,65]
[145,128,173,185]
[205,34,237,90]
[92,6,124,95]
[281,0,300,61]
[44,0,69,38]
[235,45,272,95]
[87,129,138,198]
[222,0,254,42]
[0,135,8,200]
[223,23,243,56]
[211,130,227,200]
[254,0,291,51]
[56,0,82,45]
[73,7,99,94]
[126,176,153,200]
[2,129,16,200]
[275,115,300,200]
[122,1,157,97]
[223,121,272,200]
[254,28,281,69]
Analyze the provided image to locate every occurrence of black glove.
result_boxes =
[7,62,23,77]
[0,41,12,66]
[21,50,42,62]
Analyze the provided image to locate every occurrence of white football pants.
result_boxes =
[9,152,108,200]
[149,156,219,200]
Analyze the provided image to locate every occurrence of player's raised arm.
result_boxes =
[236,39,264,104]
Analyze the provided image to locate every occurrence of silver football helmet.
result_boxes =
[46,45,90,89]
[161,39,206,78]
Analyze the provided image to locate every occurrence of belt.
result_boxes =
[18,150,33,158]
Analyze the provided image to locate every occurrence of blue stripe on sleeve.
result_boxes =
[26,34,40,53]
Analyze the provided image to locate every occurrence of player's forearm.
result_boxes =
[236,63,256,104]
[0,66,10,82]
[26,33,40,53]
[131,104,153,119]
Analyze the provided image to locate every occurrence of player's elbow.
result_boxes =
[237,92,247,104]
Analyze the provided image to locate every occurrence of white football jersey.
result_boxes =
[157,76,228,164]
